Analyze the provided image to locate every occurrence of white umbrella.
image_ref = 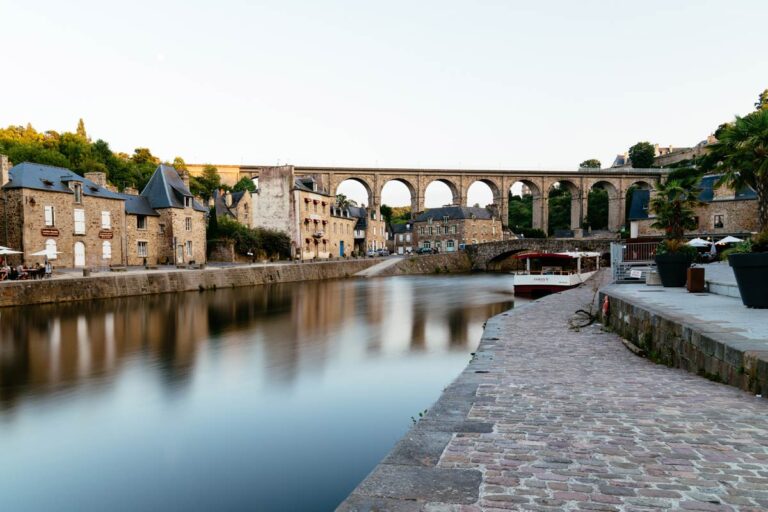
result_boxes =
[0,247,23,255]
[687,238,711,247]
[28,249,62,257]
[716,235,743,245]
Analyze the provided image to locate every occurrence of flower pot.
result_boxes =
[728,252,768,308]
[654,253,692,287]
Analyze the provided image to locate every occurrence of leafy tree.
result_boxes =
[548,186,571,234]
[232,176,256,193]
[380,204,393,224]
[586,188,608,229]
[579,159,601,168]
[212,216,291,259]
[755,89,768,111]
[389,206,412,224]
[335,194,357,208]
[131,147,158,165]
[76,118,87,139]
[706,108,768,232]
[629,141,655,168]
[650,176,702,240]
[508,192,532,231]
[190,164,222,201]
[172,156,188,171]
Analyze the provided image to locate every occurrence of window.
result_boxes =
[419,227,425,235]
[137,241,148,257]
[137,215,147,230]
[427,217,433,224]
[428,227,433,235]
[186,240,192,256]
[159,224,166,234]
[184,197,192,208]
[73,183,82,203]
[422,241,431,249]
[313,202,317,213]
[45,239,57,260]
[101,211,111,229]
[74,209,85,234]
[714,214,724,229]
[692,216,700,229]
[447,240,455,249]
[406,234,411,242]
[102,241,112,260]
[185,217,192,231]
[450,225,456,234]
[443,226,449,235]
[399,234,404,242]
[44,205,55,226]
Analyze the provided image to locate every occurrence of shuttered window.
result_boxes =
[102,241,112,260]
[44,205,55,226]
[101,211,111,229]
[74,209,86,234]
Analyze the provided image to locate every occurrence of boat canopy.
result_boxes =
[514,251,601,260]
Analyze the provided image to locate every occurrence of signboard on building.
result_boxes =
[99,230,114,240]
[41,228,59,237]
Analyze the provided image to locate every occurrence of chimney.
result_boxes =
[224,191,233,207]
[179,170,191,191]
[84,172,107,186]
[0,154,10,187]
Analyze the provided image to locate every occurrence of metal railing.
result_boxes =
[611,241,657,281]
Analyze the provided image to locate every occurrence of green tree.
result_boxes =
[131,147,158,165]
[586,188,609,229]
[508,193,532,230]
[76,118,87,139]
[232,176,256,193]
[706,109,768,232]
[335,194,357,208]
[650,176,702,240]
[755,89,768,111]
[629,142,655,168]
[190,164,222,201]
[172,156,188,171]
[579,159,601,168]
[380,204,393,224]
[547,186,572,234]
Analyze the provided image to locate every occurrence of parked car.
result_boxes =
[376,248,390,256]
[415,247,433,255]
[366,249,378,257]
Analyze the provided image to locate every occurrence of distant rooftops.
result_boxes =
[414,205,496,222]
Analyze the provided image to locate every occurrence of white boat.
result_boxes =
[511,251,602,298]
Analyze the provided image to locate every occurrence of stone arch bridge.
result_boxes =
[466,238,614,270]
[188,164,667,232]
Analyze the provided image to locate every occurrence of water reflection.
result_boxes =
[0,274,517,511]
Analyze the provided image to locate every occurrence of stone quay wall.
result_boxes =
[378,252,473,276]
[0,260,379,308]
[600,290,768,396]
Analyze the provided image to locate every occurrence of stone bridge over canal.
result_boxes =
[188,164,668,232]
[467,238,614,270]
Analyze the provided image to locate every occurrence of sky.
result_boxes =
[1,0,766,206]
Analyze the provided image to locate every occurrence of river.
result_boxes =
[0,273,521,511]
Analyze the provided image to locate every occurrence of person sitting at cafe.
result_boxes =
[16,264,28,280]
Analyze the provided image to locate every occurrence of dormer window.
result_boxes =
[42,179,54,187]
[184,197,192,208]
[73,183,83,204]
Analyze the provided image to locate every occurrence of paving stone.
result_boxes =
[351,466,481,504]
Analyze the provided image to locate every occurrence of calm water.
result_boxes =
[0,274,519,511]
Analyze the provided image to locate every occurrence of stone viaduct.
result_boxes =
[187,164,668,232]
[466,238,614,270]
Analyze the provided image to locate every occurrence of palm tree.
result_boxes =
[706,109,768,233]
[649,176,702,241]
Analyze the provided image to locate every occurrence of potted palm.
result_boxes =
[650,176,701,287]
[707,109,768,307]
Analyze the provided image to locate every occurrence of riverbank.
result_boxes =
[0,253,474,308]
[338,273,768,510]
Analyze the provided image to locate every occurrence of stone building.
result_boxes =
[628,175,759,238]
[348,206,386,254]
[413,206,502,252]
[0,157,207,267]
[0,161,127,268]
[212,189,253,228]
[388,222,414,255]
[328,205,356,257]
[141,165,208,265]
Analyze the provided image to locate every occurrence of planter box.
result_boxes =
[728,252,768,308]
[654,253,692,287]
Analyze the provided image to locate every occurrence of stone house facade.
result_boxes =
[413,206,503,252]
[213,189,253,228]
[0,157,207,267]
[328,205,356,257]
[349,206,386,254]
[388,222,414,254]
[628,175,759,238]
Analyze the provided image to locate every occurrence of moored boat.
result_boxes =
[511,251,601,298]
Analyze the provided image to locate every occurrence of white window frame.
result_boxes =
[102,240,112,260]
[185,217,192,231]
[137,241,148,257]
[186,240,192,256]
[137,215,147,230]
[101,211,111,229]
[44,205,55,226]
[45,239,58,260]
[74,209,86,234]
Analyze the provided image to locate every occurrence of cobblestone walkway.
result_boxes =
[340,274,768,511]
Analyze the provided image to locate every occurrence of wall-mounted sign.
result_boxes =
[99,230,114,240]
[41,228,59,237]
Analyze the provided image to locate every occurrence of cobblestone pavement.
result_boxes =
[340,274,768,511]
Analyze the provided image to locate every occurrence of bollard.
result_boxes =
[687,267,705,293]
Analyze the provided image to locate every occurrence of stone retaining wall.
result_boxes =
[378,252,473,276]
[600,290,768,396]
[0,260,378,308]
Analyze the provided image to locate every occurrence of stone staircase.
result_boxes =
[703,262,741,299]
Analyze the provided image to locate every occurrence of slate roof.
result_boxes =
[3,162,124,200]
[119,193,160,216]
[414,206,494,222]
[212,189,248,218]
[141,164,207,212]
[348,206,368,230]
[294,176,331,196]
[390,223,412,234]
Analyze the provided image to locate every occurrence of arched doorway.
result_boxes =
[74,241,86,267]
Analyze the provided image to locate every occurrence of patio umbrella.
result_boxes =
[0,247,23,255]
[687,238,711,247]
[716,235,743,245]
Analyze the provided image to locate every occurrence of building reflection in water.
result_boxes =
[0,276,514,412]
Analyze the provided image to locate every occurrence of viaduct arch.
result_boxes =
[190,164,668,233]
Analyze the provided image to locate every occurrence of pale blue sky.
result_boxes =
[1,0,766,206]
